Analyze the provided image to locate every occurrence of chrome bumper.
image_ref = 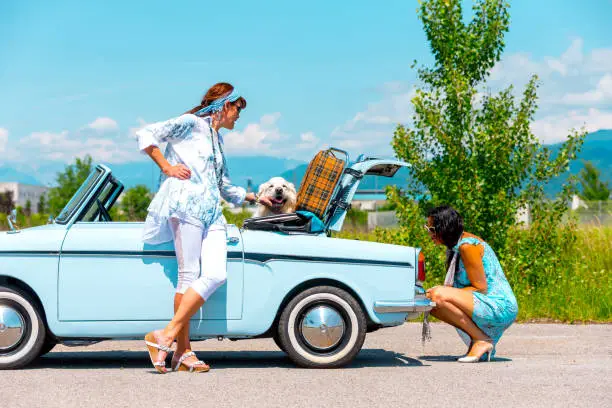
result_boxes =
[373,288,436,314]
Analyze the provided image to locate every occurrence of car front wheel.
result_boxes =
[0,287,46,369]
[277,286,367,368]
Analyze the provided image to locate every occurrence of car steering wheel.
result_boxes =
[96,199,112,222]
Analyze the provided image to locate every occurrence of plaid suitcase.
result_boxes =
[295,148,347,220]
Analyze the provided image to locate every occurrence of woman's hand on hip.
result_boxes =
[163,164,191,180]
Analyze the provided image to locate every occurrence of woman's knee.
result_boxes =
[177,269,199,294]
[191,275,227,300]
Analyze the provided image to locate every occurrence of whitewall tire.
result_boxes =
[0,287,46,369]
[277,286,367,368]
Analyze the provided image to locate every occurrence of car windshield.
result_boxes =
[79,177,123,222]
[55,167,106,224]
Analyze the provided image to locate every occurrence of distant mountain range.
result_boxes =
[278,129,612,196]
[1,130,610,197]
[544,129,612,196]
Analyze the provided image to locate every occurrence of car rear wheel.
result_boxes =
[277,286,367,368]
[0,286,46,369]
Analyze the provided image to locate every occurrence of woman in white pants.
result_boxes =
[139,82,273,373]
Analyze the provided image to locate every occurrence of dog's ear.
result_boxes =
[288,182,296,194]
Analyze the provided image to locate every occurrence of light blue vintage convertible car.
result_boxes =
[0,155,433,369]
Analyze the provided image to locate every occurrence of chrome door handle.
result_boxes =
[227,237,240,245]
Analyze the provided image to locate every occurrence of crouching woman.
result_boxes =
[425,206,518,362]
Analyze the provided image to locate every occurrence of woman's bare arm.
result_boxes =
[143,145,191,180]
[459,244,488,294]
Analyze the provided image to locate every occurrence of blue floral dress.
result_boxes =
[452,237,519,352]
[136,114,246,244]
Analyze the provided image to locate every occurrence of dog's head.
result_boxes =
[257,177,297,214]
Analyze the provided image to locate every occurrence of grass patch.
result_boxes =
[334,226,612,323]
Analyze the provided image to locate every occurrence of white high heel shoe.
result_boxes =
[458,340,494,363]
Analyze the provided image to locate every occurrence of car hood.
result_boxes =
[0,224,67,253]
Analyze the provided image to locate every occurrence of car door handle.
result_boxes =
[227,237,240,245]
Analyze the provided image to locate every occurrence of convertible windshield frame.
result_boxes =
[54,166,109,225]
[77,176,124,222]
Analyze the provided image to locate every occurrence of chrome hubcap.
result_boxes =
[0,305,26,350]
[300,305,345,351]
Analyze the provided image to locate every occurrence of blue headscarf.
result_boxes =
[195,90,242,116]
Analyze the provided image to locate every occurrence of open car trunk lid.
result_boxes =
[324,157,410,232]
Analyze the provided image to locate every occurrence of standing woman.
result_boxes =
[424,206,518,362]
[138,83,273,373]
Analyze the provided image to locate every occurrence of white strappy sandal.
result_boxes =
[144,332,173,374]
[172,351,210,373]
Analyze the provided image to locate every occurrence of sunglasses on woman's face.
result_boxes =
[424,224,435,234]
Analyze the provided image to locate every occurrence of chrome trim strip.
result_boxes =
[0,251,60,256]
[243,253,412,268]
[0,250,409,268]
[0,250,243,260]
[373,295,435,313]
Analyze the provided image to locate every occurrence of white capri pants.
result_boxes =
[170,217,227,301]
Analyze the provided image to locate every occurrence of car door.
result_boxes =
[57,174,244,323]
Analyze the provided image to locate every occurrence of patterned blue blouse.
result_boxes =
[137,114,246,244]
[453,237,519,352]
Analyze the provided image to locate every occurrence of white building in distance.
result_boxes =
[0,182,50,213]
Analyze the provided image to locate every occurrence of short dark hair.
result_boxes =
[427,205,464,248]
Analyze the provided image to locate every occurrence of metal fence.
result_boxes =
[363,201,612,230]
[367,211,398,230]
[572,200,612,226]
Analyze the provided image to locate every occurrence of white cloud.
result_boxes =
[222,114,326,158]
[562,74,612,105]
[296,132,320,150]
[589,48,612,73]
[531,108,612,144]
[13,118,144,164]
[329,90,416,155]
[329,37,612,154]
[0,128,8,153]
[223,113,286,155]
[87,117,119,132]
[486,37,612,141]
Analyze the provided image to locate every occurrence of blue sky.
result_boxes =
[1,0,611,169]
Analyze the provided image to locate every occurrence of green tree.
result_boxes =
[578,161,610,201]
[0,191,14,213]
[390,0,584,251]
[47,156,93,216]
[37,193,47,214]
[120,185,152,221]
[24,199,32,217]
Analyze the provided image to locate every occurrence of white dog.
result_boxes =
[255,176,297,217]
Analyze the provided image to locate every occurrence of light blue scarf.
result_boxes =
[195,90,241,116]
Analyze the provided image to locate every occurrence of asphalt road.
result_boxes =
[1,323,610,408]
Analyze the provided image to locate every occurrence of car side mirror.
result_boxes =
[7,208,20,234]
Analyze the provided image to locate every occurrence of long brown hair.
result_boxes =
[186,82,247,115]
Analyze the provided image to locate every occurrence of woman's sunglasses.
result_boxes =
[424,224,436,234]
